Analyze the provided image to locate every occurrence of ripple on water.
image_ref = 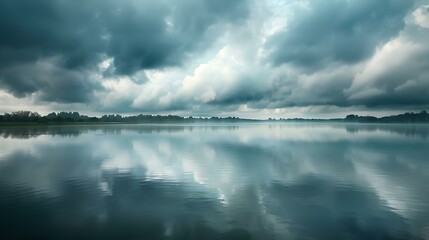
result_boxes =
[0,124,428,239]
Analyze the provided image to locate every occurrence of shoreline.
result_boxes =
[1,121,429,127]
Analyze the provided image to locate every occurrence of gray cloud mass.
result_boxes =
[265,0,414,71]
[0,0,428,116]
[0,0,249,102]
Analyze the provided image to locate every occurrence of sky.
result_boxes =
[0,0,428,119]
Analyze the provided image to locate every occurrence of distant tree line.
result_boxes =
[266,111,429,123]
[344,111,429,123]
[0,110,428,124]
[0,111,248,124]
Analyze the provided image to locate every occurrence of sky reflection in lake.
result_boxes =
[0,123,428,240]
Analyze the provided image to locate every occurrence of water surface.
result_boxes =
[0,123,428,239]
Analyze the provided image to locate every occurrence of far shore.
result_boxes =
[1,110,429,126]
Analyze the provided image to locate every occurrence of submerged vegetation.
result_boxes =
[0,111,428,125]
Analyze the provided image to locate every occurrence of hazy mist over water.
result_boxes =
[1,123,429,239]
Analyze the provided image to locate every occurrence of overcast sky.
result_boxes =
[0,0,428,118]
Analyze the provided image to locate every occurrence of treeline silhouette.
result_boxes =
[343,111,429,123]
[0,110,428,124]
[0,111,248,124]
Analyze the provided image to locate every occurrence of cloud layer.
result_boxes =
[266,0,413,70]
[0,0,428,116]
[0,0,249,103]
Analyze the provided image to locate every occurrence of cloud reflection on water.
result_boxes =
[0,124,428,239]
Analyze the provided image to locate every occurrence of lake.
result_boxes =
[0,123,428,240]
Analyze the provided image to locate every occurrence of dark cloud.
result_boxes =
[348,73,429,108]
[0,0,428,114]
[207,75,269,106]
[0,0,105,69]
[265,0,414,71]
[0,61,100,103]
[0,0,250,102]
[242,66,355,109]
[105,0,249,74]
[345,23,429,108]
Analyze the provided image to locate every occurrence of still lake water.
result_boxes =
[0,123,428,240]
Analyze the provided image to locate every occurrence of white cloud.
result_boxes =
[345,21,429,106]
[2,0,428,117]
[413,5,429,28]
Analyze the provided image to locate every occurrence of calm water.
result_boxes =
[0,123,428,240]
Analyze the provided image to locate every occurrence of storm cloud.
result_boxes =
[265,0,414,71]
[0,0,428,117]
[0,0,249,102]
